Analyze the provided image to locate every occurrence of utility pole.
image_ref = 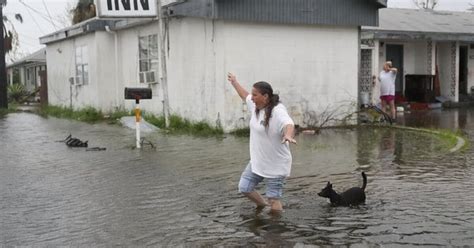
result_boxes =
[157,0,170,128]
[0,0,8,109]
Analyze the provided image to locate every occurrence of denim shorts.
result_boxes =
[238,163,286,199]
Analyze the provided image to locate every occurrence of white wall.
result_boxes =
[216,20,359,130]
[166,18,223,125]
[112,18,360,130]
[46,33,101,109]
[46,18,361,131]
[95,32,121,112]
[405,41,429,75]
[115,23,164,114]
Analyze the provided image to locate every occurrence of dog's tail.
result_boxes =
[361,172,367,190]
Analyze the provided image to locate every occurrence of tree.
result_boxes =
[71,0,96,24]
[412,0,438,9]
[2,1,23,54]
[1,0,23,108]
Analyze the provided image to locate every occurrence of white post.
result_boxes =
[135,101,141,149]
[157,0,170,128]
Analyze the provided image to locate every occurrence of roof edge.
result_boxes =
[7,48,46,68]
[361,29,474,42]
[376,0,387,7]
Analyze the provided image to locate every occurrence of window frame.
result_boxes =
[138,34,159,84]
[75,45,89,85]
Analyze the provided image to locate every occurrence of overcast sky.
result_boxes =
[4,0,474,60]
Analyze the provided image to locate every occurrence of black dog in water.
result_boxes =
[318,172,367,206]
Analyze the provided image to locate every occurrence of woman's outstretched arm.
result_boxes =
[227,73,249,101]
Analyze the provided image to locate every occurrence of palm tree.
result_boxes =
[2,0,23,53]
[71,0,96,24]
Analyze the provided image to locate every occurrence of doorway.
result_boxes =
[459,46,468,95]
[39,70,48,106]
[386,44,404,96]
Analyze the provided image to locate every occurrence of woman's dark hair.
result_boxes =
[253,81,280,128]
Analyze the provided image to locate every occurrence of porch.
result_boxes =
[360,8,474,109]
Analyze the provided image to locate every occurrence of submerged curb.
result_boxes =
[387,125,467,153]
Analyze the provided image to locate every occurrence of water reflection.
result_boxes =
[0,112,473,246]
[400,108,474,130]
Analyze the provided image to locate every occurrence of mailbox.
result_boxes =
[124,87,152,100]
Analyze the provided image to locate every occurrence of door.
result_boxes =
[386,45,404,96]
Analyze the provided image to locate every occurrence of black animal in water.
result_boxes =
[318,172,367,206]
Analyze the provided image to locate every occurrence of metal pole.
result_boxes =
[0,1,8,109]
[157,0,170,128]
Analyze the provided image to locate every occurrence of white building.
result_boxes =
[361,8,474,105]
[40,0,385,131]
[6,48,47,93]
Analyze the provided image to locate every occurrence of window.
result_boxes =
[75,45,89,85]
[139,34,158,84]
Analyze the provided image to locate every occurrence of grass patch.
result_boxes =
[230,127,250,137]
[432,128,469,152]
[400,126,469,152]
[39,105,224,136]
[39,105,137,124]
[144,113,224,136]
[377,125,469,153]
[143,113,166,128]
[39,105,104,123]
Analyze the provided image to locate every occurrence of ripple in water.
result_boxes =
[0,113,473,246]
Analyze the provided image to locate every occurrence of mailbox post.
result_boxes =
[125,87,152,148]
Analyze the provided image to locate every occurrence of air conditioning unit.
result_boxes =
[74,76,83,86]
[140,71,158,84]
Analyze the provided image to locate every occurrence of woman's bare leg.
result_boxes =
[389,100,396,120]
[243,191,268,208]
[381,100,388,116]
[268,198,283,213]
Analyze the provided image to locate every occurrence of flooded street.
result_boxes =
[1,110,473,246]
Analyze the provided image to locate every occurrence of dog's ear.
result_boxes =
[326,181,331,187]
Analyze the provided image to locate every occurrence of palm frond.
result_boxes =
[14,14,23,23]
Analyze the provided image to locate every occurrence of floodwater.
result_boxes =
[1,110,473,246]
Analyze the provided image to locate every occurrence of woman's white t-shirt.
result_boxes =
[379,70,397,96]
[246,95,294,178]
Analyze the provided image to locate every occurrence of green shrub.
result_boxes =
[169,114,191,130]
[74,107,103,122]
[8,84,30,103]
[143,113,166,128]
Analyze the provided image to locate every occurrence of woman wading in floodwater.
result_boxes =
[228,73,296,214]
